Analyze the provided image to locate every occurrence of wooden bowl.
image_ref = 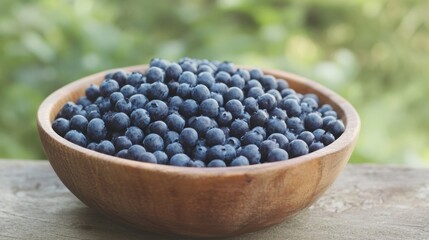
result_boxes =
[37,65,360,237]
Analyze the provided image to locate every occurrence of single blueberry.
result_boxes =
[165,142,184,158]
[266,118,287,135]
[226,137,241,150]
[230,156,249,167]
[259,140,280,160]
[149,121,169,137]
[211,82,228,95]
[298,131,315,146]
[114,99,132,114]
[217,61,236,75]
[179,71,197,86]
[217,110,233,127]
[267,133,289,149]
[165,63,183,81]
[112,136,132,151]
[129,94,148,111]
[206,145,227,161]
[276,80,289,91]
[224,144,237,164]
[70,115,88,133]
[85,84,100,101]
[260,75,277,90]
[224,87,244,102]
[228,74,245,89]
[87,118,107,142]
[287,117,304,134]
[130,109,151,129]
[167,81,179,95]
[322,116,337,129]
[145,100,169,121]
[288,139,309,158]
[126,72,144,86]
[165,113,185,133]
[110,112,130,132]
[76,97,91,108]
[193,145,208,162]
[199,98,219,118]
[236,68,251,81]
[191,84,211,103]
[215,71,231,84]
[210,92,224,106]
[323,110,338,118]
[146,67,164,83]
[149,82,169,100]
[57,102,81,119]
[247,87,265,99]
[190,116,212,138]
[137,83,151,96]
[176,83,193,99]
[116,149,128,158]
[164,131,180,145]
[120,84,137,99]
[313,129,326,141]
[304,113,323,131]
[125,127,144,145]
[65,130,87,147]
[309,142,324,152]
[143,133,164,152]
[267,89,282,102]
[153,151,168,165]
[320,132,335,146]
[244,97,259,114]
[230,119,249,138]
[249,69,263,80]
[197,72,215,88]
[99,79,120,97]
[205,128,226,147]
[170,153,191,167]
[270,108,287,120]
[318,104,333,114]
[280,99,302,117]
[110,92,125,106]
[136,152,157,163]
[188,160,206,168]
[95,140,115,155]
[180,61,198,73]
[244,79,263,92]
[207,159,226,168]
[52,118,70,137]
[111,70,128,86]
[179,99,199,118]
[87,142,98,151]
[179,128,199,148]
[267,148,289,162]
[127,145,146,160]
[327,120,345,138]
[150,58,169,70]
[168,96,184,111]
[225,99,244,119]
[250,110,269,128]
[241,130,264,147]
[240,144,261,164]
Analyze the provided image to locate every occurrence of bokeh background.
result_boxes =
[1,0,428,166]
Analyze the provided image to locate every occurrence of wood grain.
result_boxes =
[1,161,428,240]
[36,66,360,237]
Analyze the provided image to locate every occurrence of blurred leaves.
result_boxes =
[0,0,428,166]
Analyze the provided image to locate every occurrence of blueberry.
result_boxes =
[137,83,151,96]
[57,102,81,119]
[116,149,128,158]
[224,144,237,164]
[111,70,128,86]
[102,111,115,128]
[125,127,144,145]
[179,99,199,118]
[76,97,91,107]
[168,96,184,111]
[207,145,227,161]
[145,100,168,121]
[114,99,132,114]
[179,61,197,73]
[313,129,325,141]
[130,109,151,129]
[225,99,243,119]
[87,118,107,142]
[188,160,206,168]
[110,92,125,106]
[247,87,265,99]
[177,83,192,99]
[153,151,168,165]
[199,98,219,117]
[236,68,250,81]
[210,92,224,106]
[230,156,249,167]
[211,82,228,95]
[207,159,226,168]
[302,97,318,110]
[309,142,324,152]
[241,130,264,146]
[85,104,100,114]
[298,131,315,146]
[65,130,87,147]
[164,131,180,145]
[165,142,184,158]
[95,140,115,155]
[250,110,269,128]
[228,74,245,89]
[318,104,333,114]
[179,71,197,86]
[260,75,277,90]
[249,69,263,80]
[267,89,282,102]
[193,145,207,161]
[288,139,309,158]
[85,84,100,101]
[52,118,70,136]
[70,115,88,133]
[323,110,338,118]
[99,79,120,97]
[149,121,169,137]
[127,72,144,86]
[244,79,263,92]
[113,136,132,151]
[284,130,297,142]
[327,120,345,138]
[224,87,244,102]
[217,110,233,126]
[217,61,236,75]
[322,116,337,129]
[165,63,183,81]
[276,80,289,91]
[120,85,137,98]
[240,144,261,164]
[270,108,287,120]
[198,65,214,74]
[320,132,335,146]
[179,128,199,148]
[149,82,169,100]
[146,67,164,83]
[230,119,249,138]
[280,99,301,117]
[136,152,157,163]
[259,140,279,160]
[304,113,323,131]
[266,118,287,135]
[244,97,259,114]
[143,133,164,152]
[87,111,101,121]
[165,113,185,133]
[287,117,304,133]
[150,58,169,70]
[206,128,226,147]
[127,145,146,160]
[129,94,148,110]
[170,154,191,167]
[192,84,211,103]
[110,112,130,132]
[267,148,289,162]
[220,126,230,139]
[267,133,289,149]
[190,116,212,137]
[215,71,231,84]
[226,137,241,149]
[197,72,215,88]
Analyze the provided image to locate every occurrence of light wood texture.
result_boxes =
[1,161,428,240]
[36,66,360,237]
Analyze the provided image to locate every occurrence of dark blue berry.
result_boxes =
[288,139,309,158]
[327,120,345,138]
[230,156,249,167]
[136,152,157,163]
[276,80,289,91]
[267,89,282,102]
[205,128,226,147]
[76,97,91,107]
[113,136,132,151]
[146,67,164,83]
[259,140,279,160]
[320,132,335,146]
[217,110,233,126]
[111,70,128,86]
[190,116,212,137]
[127,72,144,86]
[228,74,245,89]
[116,149,128,158]
[236,68,250,81]
[129,94,148,111]
[199,98,219,117]
[65,130,87,147]
[114,99,132,114]
[137,83,151,96]
[240,144,261,164]
[210,92,224,106]
[85,84,100,101]
[87,142,97,150]
[266,118,287,135]
[120,84,137,98]
[298,131,315,146]
[143,133,164,152]
[165,63,183,81]
[176,83,192,99]
[52,118,70,136]
[188,160,206,168]
[179,99,198,118]
[150,58,169,70]
[247,87,265,99]
[323,110,338,118]
[226,137,241,150]
[260,75,277,90]
[110,112,130,132]
[70,115,88,133]
[211,83,228,95]
[267,133,289,149]
[193,145,207,161]
[130,109,151,129]
[270,108,287,120]
[125,127,144,145]
[165,113,185,133]
[287,117,304,133]
[250,110,269,128]
[284,130,297,142]
[165,142,184,158]
[179,71,197,86]
[313,129,325,141]
[180,61,197,73]
[99,79,119,97]
[217,61,236,75]
[95,140,115,155]
[322,116,337,129]
[87,118,107,142]
[168,96,184,111]
[318,104,333,114]
[197,72,215,88]
[149,121,169,137]
[191,84,211,103]
[304,113,323,131]
[244,79,263,92]
[309,142,324,152]
[230,119,249,138]
[127,145,146,160]
[170,153,191,167]
[207,159,226,168]
[58,102,81,119]
[149,82,169,100]
[224,144,237,164]
[145,100,168,121]
[110,92,125,106]
[153,151,168,165]
[224,87,244,102]
[225,99,243,119]
[241,130,264,146]
[215,71,230,84]
[244,97,259,114]
[267,148,289,162]
[207,145,227,161]
[280,99,301,117]
[164,131,180,145]
[179,128,199,148]
[249,69,263,80]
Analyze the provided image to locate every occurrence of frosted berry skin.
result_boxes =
[53,58,345,167]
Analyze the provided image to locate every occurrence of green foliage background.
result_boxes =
[1,0,428,165]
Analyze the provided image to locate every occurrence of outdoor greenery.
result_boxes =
[1,0,428,166]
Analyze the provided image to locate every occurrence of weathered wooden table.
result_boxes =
[1,160,428,240]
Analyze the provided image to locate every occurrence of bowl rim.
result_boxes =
[37,64,360,176]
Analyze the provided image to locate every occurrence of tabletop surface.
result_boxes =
[0,160,428,240]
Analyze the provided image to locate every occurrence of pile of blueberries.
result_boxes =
[52,58,345,167]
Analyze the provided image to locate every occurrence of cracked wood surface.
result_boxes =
[0,160,428,240]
